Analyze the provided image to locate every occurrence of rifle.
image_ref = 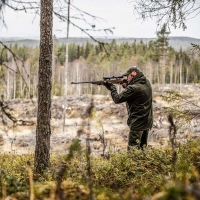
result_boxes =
[71,76,127,85]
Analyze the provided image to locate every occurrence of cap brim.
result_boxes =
[122,72,129,76]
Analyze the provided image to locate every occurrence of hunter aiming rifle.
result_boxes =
[71,76,128,85]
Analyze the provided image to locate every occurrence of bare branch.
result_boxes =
[2,63,17,73]
[191,43,200,52]
[0,41,30,88]
[132,0,200,30]
[0,100,35,126]
[53,11,111,54]
[70,3,106,22]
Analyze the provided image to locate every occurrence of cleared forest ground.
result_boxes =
[0,84,200,154]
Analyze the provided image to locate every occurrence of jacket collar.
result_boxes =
[129,72,146,85]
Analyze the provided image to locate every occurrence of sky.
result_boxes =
[1,0,200,39]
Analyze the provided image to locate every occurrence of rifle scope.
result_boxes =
[103,76,123,80]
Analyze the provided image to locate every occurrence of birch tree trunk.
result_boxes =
[186,66,189,84]
[179,57,183,92]
[34,0,53,174]
[161,54,166,94]
[170,61,173,88]
[33,74,37,97]
[76,61,81,95]
[157,64,160,90]
[148,61,152,84]
[174,64,177,84]
[7,66,10,100]
[20,72,23,98]
[163,62,166,93]
[6,51,11,100]
[52,37,56,96]
[33,75,35,97]
[28,60,31,98]
[25,60,30,98]
[63,0,70,132]
[64,0,70,96]
[12,58,16,99]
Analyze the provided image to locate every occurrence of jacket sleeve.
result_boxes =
[110,85,135,104]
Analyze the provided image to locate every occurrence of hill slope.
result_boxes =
[1,36,200,50]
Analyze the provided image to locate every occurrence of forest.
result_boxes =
[1,32,200,200]
[1,0,200,199]
[1,34,200,99]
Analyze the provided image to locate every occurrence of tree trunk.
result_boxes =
[174,64,177,84]
[63,0,70,132]
[20,73,23,98]
[7,66,10,100]
[157,64,160,90]
[162,63,165,94]
[170,61,173,88]
[64,2,70,91]
[11,56,15,99]
[161,54,166,94]
[34,0,53,174]
[76,61,81,95]
[186,65,189,84]
[179,58,182,92]
[28,60,31,98]
[52,37,56,96]
[6,51,11,100]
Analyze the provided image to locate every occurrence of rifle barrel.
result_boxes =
[71,81,104,84]
[72,82,93,84]
[71,79,126,85]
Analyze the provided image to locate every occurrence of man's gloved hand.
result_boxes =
[121,79,128,88]
[104,81,114,90]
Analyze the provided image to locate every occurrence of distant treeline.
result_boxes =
[1,36,200,50]
[0,38,199,98]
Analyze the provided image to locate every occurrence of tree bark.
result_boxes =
[170,61,173,88]
[179,57,183,92]
[34,0,53,174]
[6,64,10,100]
[63,0,70,132]
[13,63,16,99]
[161,60,165,94]
[52,37,56,96]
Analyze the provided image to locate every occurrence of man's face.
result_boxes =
[127,71,137,83]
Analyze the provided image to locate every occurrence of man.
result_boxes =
[104,66,153,150]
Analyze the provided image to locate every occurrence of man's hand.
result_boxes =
[104,81,114,90]
[121,79,128,88]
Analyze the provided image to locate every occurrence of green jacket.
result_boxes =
[109,72,153,130]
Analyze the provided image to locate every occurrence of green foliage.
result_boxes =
[0,46,8,62]
[1,38,200,97]
[161,90,200,128]
[191,43,200,52]
[57,44,66,65]
[1,138,200,199]
[191,60,200,83]
[0,154,33,197]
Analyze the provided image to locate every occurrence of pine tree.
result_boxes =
[34,0,53,174]
[155,24,170,93]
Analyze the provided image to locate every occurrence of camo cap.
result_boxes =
[122,66,141,76]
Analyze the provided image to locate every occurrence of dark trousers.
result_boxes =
[128,129,149,150]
